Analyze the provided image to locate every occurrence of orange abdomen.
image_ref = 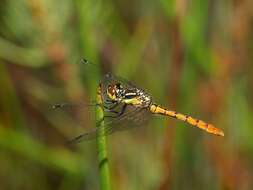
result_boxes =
[149,104,224,136]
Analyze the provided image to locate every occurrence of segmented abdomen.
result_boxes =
[149,104,224,136]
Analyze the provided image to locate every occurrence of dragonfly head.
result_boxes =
[106,83,124,101]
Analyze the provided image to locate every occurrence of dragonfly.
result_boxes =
[53,59,224,143]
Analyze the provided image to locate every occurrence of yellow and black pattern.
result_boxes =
[96,84,103,104]
[62,73,224,143]
[149,104,224,136]
[101,74,224,137]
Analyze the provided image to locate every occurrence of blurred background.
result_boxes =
[0,0,253,189]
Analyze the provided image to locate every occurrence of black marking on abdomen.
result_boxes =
[152,104,158,112]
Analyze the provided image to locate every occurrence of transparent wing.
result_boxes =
[51,101,97,123]
[52,73,151,144]
[101,73,141,91]
[53,100,150,143]
[66,105,150,144]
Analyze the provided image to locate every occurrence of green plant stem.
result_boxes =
[96,99,111,190]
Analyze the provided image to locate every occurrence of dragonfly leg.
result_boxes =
[103,102,120,110]
[104,104,127,118]
[104,99,114,103]
[103,102,121,115]
[104,109,119,114]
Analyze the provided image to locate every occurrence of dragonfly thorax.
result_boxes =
[106,83,152,108]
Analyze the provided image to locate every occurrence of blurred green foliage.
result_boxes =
[0,0,253,189]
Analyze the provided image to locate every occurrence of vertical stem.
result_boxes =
[96,88,111,190]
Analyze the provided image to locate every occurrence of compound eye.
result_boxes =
[107,85,115,97]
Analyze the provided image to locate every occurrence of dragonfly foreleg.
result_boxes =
[104,104,127,118]
[103,102,120,110]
